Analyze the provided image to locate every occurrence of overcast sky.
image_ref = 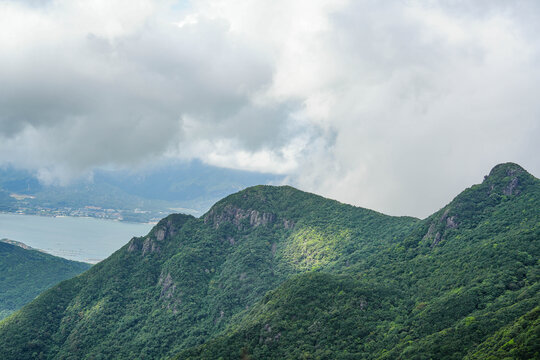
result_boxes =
[1,0,539,218]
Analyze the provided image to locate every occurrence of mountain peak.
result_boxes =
[203,185,303,230]
[205,185,308,213]
[486,162,527,179]
[415,162,538,248]
[482,162,535,197]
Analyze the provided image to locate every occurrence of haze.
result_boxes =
[1,0,539,217]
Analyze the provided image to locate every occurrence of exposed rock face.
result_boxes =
[142,237,160,255]
[204,204,297,231]
[204,205,276,230]
[503,176,519,196]
[127,237,139,252]
[127,236,161,255]
[486,162,527,196]
[431,232,442,247]
[359,299,367,310]
[153,214,188,241]
[127,214,194,255]
[423,209,459,248]
[259,323,281,344]
[158,273,176,299]
[155,228,166,241]
[214,310,225,324]
[271,242,277,256]
[446,216,457,229]
[127,235,161,255]
[283,219,295,229]
[158,272,182,314]
[423,224,436,242]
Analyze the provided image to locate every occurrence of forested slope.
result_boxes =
[0,162,538,360]
[0,185,416,359]
[0,241,91,320]
[177,162,540,359]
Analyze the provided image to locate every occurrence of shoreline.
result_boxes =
[0,210,158,225]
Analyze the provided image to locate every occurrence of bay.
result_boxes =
[0,213,153,263]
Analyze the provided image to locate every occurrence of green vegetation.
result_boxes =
[179,272,401,359]
[465,306,540,359]
[0,162,538,359]
[0,240,91,320]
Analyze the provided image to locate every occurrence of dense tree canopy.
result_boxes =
[0,241,90,320]
[0,162,538,359]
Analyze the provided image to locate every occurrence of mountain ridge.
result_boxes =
[0,162,538,359]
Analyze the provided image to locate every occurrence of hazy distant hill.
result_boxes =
[0,240,91,320]
[0,163,537,359]
[0,161,281,222]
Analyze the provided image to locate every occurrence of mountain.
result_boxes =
[0,161,281,222]
[0,162,538,359]
[0,240,91,320]
[0,186,417,358]
[178,162,540,359]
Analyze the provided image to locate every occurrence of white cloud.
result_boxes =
[1,0,539,216]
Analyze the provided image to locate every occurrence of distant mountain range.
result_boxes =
[0,239,91,320]
[0,163,538,359]
[0,161,281,222]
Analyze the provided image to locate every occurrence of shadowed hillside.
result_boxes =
[0,240,91,320]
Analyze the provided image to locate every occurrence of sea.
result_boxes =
[0,213,153,264]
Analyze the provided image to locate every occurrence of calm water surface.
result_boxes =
[0,213,153,263]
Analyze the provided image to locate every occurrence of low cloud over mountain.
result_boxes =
[1,0,539,217]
